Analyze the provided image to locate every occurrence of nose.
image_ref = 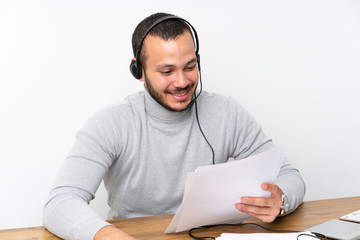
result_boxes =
[173,71,189,88]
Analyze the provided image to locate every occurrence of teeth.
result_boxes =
[173,92,186,96]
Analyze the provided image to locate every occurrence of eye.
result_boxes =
[185,64,196,71]
[160,70,172,75]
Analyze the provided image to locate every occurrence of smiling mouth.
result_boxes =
[172,91,188,97]
[167,84,194,98]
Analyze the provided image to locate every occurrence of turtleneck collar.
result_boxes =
[144,88,191,123]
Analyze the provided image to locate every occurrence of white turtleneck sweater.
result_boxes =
[43,90,305,240]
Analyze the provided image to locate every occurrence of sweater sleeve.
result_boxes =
[43,109,120,240]
[229,98,305,214]
[275,156,306,214]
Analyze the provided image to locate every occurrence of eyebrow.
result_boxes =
[156,57,197,70]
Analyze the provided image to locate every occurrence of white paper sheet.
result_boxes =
[216,232,316,240]
[165,147,284,233]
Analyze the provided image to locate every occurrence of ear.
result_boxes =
[139,75,145,82]
[139,68,145,82]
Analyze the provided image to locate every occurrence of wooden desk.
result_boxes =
[1,196,359,240]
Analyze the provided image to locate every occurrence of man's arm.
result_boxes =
[43,187,111,239]
[94,226,138,240]
[42,152,112,240]
[43,108,126,239]
[228,97,306,222]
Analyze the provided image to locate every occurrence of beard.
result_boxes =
[144,72,196,112]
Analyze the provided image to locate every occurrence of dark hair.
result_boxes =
[131,12,193,67]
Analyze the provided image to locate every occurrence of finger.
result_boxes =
[239,208,277,223]
[236,202,276,216]
[261,183,281,194]
[241,196,273,207]
[235,203,280,222]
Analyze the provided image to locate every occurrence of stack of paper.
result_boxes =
[216,232,316,240]
[165,147,284,233]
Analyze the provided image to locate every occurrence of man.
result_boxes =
[43,12,305,240]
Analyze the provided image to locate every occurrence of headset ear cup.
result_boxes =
[130,60,142,79]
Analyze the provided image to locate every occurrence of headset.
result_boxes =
[129,15,200,79]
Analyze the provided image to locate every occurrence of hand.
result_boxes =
[235,183,283,222]
[94,225,138,240]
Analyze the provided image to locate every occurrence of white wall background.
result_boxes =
[1,0,359,230]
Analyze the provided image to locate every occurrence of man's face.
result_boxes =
[140,31,199,112]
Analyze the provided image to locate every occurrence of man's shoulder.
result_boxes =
[198,91,251,120]
[89,91,145,121]
[103,91,144,110]
[199,91,239,108]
